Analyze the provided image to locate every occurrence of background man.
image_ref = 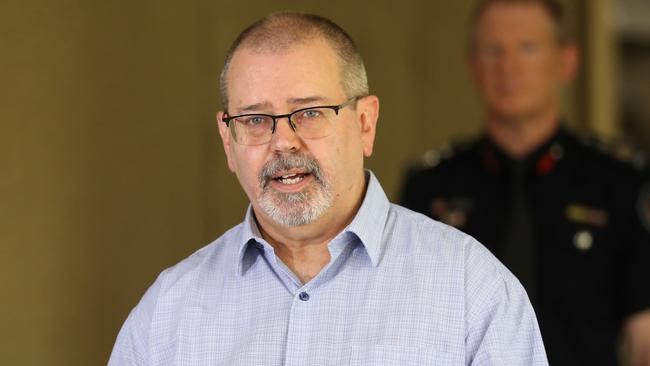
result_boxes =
[400,0,650,365]
[109,12,546,365]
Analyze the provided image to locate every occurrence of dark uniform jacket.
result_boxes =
[400,126,650,366]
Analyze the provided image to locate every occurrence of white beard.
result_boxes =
[258,180,332,227]
[257,153,332,227]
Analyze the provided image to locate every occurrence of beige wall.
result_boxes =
[0,1,585,364]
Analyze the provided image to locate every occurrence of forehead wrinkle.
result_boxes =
[235,101,273,114]
[287,96,330,106]
[233,96,331,115]
[229,48,343,114]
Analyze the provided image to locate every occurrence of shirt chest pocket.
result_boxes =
[347,344,457,366]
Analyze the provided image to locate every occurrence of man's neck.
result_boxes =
[485,108,560,159]
[257,219,341,284]
[254,173,368,284]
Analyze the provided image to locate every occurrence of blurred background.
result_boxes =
[1,0,648,364]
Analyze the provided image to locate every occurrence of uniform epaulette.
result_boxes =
[576,131,647,170]
[413,138,476,171]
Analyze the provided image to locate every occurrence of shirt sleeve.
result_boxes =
[464,238,548,365]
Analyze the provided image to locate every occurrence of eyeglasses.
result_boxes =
[222,96,361,146]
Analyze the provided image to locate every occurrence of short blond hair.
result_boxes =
[469,0,568,52]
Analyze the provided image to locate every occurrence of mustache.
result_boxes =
[259,153,325,188]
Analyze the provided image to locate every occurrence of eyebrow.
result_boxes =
[237,101,273,114]
[235,96,330,114]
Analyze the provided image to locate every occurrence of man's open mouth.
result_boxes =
[273,172,310,185]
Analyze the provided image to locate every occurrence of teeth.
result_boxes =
[279,175,303,185]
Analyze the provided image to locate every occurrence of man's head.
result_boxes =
[217,13,379,230]
[467,0,578,123]
[219,13,369,111]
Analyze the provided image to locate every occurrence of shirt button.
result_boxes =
[298,292,310,301]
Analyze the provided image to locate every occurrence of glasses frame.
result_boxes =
[221,96,362,145]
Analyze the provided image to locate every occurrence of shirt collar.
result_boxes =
[235,170,390,275]
[235,206,266,276]
[344,170,390,267]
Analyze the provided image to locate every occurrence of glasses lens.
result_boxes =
[290,107,336,139]
[231,115,273,145]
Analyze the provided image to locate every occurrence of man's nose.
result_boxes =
[270,117,301,153]
[497,48,521,74]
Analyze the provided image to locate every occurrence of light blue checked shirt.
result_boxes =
[109,171,547,365]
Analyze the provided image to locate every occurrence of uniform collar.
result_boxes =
[236,170,390,276]
[481,124,569,177]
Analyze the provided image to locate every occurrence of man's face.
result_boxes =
[469,2,576,121]
[217,38,378,228]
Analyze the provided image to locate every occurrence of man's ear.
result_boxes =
[217,111,236,172]
[357,95,379,158]
[560,42,579,83]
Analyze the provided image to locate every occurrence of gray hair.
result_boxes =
[219,12,368,110]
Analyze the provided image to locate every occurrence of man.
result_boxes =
[400,1,650,365]
[109,12,547,365]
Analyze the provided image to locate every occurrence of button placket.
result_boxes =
[284,288,315,366]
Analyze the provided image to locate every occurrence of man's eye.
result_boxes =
[243,116,267,126]
[301,109,322,118]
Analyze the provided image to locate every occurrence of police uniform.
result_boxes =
[400,126,650,366]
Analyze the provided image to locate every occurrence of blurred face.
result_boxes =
[469,2,576,121]
[217,38,378,228]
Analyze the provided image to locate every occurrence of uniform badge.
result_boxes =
[638,183,650,233]
[565,204,608,228]
[573,230,593,251]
